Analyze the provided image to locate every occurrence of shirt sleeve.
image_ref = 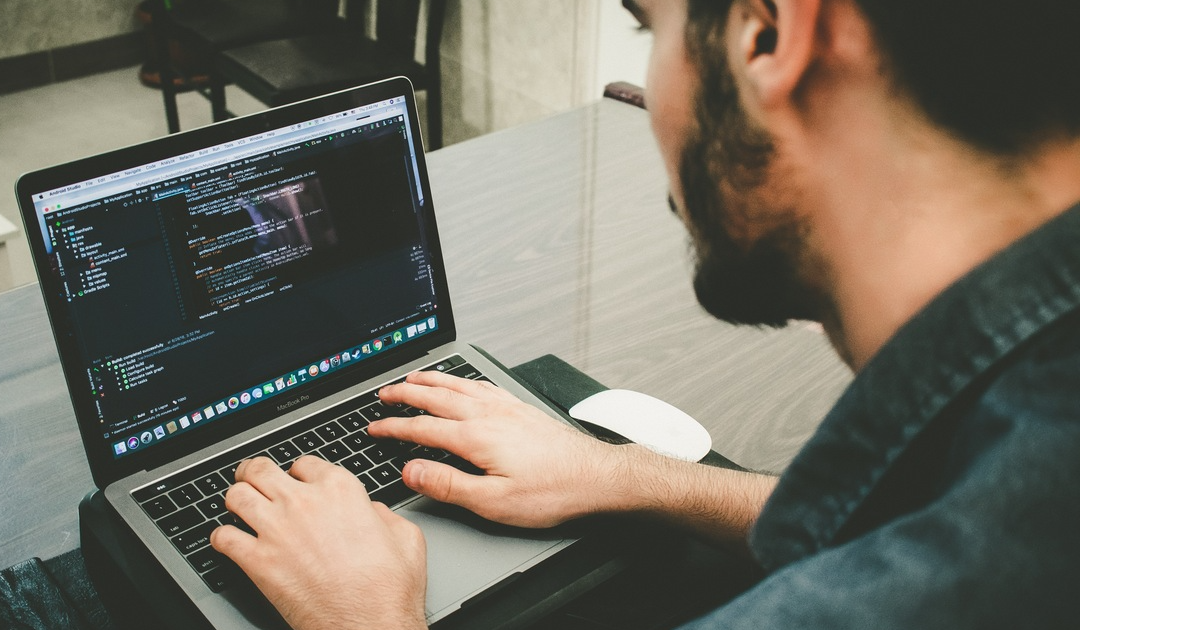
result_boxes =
[681,339,1079,630]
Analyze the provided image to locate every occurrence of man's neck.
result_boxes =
[817,134,1081,371]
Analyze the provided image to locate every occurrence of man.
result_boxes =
[210,0,1079,627]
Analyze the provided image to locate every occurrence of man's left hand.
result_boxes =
[211,455,427,630]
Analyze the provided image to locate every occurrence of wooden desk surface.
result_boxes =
[0,100,850,569]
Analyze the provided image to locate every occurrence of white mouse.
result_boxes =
[568,389,712,462]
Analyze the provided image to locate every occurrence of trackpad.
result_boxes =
[397,498,575,621]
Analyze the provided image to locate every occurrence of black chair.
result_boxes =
[149,0,341,133]
[213,0,445,149]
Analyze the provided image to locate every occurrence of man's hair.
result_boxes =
[686,0,1080,156]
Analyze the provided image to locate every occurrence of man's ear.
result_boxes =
[730,0,820,108]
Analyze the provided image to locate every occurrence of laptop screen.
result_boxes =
[25,93,443,463]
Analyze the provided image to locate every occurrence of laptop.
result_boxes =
[15,77,581,627]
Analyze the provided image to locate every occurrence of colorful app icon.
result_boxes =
[166,421,178,434]
[330,355,340,368]
[263,383,275,395]
[308,364,319,377]
[127,436,139,450]
[362,344,371,355]
[203,406,215,419]
[373,339,383,351]
[140,431,153,445]
[407,325,417,337]
[427,317,436,330]
[153,425,166,439]
[252,387,263,399]
[215,402,228,414]
[240,392,252,404]
[319,360,330,373]
[192,411,203,423]
[352,349,361,359]
[287,374,298,386]
[393,331,403,342]
[417,322,428,333]
[180,415,191,428]
[275,378,286,390]
[114,441,127,455]
[342,352,351,362]
[228,396,239,409]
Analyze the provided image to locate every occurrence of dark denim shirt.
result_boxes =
[683,206,1080,629]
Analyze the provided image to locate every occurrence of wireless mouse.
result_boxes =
[568,389,712,462]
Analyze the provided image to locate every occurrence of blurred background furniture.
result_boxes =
[148,0,341,133]
[214,0,445,149]
[602,81,646,110]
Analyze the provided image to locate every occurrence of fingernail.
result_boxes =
[406,461,423,487]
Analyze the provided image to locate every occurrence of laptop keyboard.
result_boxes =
[131,354,488,592]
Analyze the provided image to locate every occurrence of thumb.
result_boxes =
[403,459,492,511]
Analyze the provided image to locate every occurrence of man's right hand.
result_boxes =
[371,369,778,541]
[369,370,628,528]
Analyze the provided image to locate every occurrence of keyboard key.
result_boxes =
[198,496,226,519]
[423,356,466,373]
[358,472,379,492]
[158,506,204,536]
[167,483,203,508]
[446,364,482,380]
[367,463,402,487]
[363,442,405,466]
[318,441,350,463]
[186,546,226,574]
[316,421,347,442]
[269,441,301,464]
[338,411,369,432]
[217,512,256,536]
[294,431,324,452]
[172,521,214,555]
[409,445,448,461]
[141,495,177,519]
[202,564,234,593]
[133,481,171,503]
[341,453,374,475]
[360,403,388,421]
[341,431,372,452]
[195,473,226,496]
[219,463,241,485]
[370,481,416,507]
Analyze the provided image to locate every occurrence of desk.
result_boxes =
[0,99,851,570]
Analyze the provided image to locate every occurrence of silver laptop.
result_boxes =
[15,77,578,627]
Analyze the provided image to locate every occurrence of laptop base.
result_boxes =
[81,487,661,629]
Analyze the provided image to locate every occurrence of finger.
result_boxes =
[379,372,515,412]
[377,380,481,420]
[224,481,273,531]
[368,415,464,452]
[402,459,494,513]
[287,454,341,483]
[209,523,257,563]
[235,456,295,500]
[405,369,518,401]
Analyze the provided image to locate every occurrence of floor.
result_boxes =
[0,66,271,289]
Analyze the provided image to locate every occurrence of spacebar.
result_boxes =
[370,481,416,507]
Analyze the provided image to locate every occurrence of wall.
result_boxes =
[0,0,139,60]
[437,0,649,146]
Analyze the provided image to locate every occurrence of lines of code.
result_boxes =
[183,170,338,313]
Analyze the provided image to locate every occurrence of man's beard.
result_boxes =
[677,42,832,329]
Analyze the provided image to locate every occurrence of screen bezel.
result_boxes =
[14,77,457,488]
